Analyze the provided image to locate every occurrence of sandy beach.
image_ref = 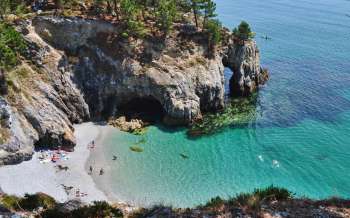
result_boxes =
[0,122,108,203]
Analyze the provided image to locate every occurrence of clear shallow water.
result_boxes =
[97,0,350,208]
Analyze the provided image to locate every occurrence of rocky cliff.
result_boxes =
[223,39,269,96]
[0,16,267,165]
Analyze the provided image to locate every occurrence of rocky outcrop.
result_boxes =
[0,16,267,166]
[223,40,269,96]
[0,21,89,165]
[32,16,225,125]
[0,97,33,165]
[108,116,144,132]
[0,69,7,95]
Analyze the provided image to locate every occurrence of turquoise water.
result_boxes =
[99,0,350,207]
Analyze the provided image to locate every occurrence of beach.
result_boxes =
[0,122,108,203]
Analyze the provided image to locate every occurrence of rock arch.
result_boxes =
[222,40,268,96]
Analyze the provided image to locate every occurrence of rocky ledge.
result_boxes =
[0,16,268,165]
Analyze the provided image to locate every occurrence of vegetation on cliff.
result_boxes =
[0,0,224,50]
[0,22,27,70]
[233,21,256,40]
[2,186,349,217]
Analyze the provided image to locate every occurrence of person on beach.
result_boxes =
[76,189,80,198]
[99,168,104,175]
[113,155,117,160]
[89,166,93,174]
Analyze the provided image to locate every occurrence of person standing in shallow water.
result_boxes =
[99,168,104,175]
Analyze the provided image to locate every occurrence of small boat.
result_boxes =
[180,153,189,159]
[261,35,272,40]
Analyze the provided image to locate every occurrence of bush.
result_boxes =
[0,22,27,69]
[18,193,56,211]
[0,195,21,210]
[42,201,123,218]
[203,196,225,208]
[232,21,255,40]
[229,186,293,212]
[205,19,222,45]
[253,186,292,201]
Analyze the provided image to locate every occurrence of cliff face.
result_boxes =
[32,17,225,124]
[0,16,267,165]
[0,20,89,165]
[223,40,269,96]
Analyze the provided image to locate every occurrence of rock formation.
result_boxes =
[0,16,268,165]
[223,40,269,96]
[32,16,225,125]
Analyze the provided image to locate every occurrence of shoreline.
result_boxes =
[0,122,108,203]
[85,125,136,211]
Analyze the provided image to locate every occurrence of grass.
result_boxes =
[0,195,21,210]
[228,186,293,213]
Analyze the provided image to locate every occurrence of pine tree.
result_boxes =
[203,0,216,28]
[156,0,177,34]
[205,19,221,55]
[190,0,205,28]
[233,21,255,40]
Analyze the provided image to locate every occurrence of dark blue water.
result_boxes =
[96,0,350,208]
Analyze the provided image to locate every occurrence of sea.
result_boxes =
[92,0,350,208]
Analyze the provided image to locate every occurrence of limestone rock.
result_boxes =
[0,16,267,166]
[32,16,225,125]
[108,116,144,132]
[0,69,7,95]
[223,40,269,96]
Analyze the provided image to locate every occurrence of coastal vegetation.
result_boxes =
[2,186,344,217]
[0,22,27,70]
[0,0,228,53]
[233,21,256,40]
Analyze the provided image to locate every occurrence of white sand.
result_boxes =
[0,122,108,203]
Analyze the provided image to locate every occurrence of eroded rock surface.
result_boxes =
[0,16,267,165]
[223,40,269,96]
[32,16,225,125]
[0,21,89,165]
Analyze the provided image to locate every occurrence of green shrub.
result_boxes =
[18,193,56,210]
[203,196,225,208]
[73,201,123,218]
[0,22,27,69]
[0,195,21,210]
[229,186,293,212]
[205,19,222,45]
[42,201,123,218]
[232,21,255,40]
[253,185,292,201]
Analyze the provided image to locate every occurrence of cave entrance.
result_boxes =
[118,96,165,123]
